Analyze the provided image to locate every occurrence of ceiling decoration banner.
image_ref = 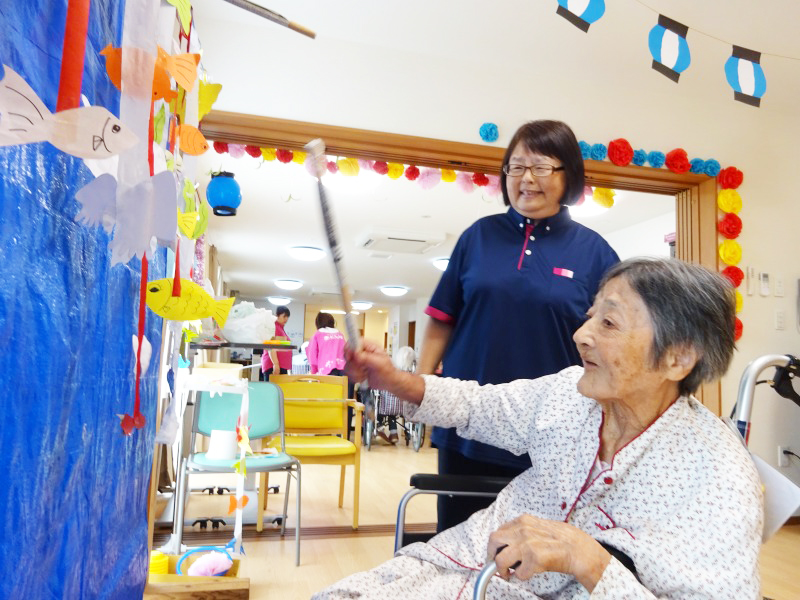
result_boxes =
[553,0,785,107]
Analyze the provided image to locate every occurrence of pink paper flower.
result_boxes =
[456,172,474,193]
[228,144,246,158]
[417,168,442,190]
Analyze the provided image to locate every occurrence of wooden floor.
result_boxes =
[155,437,800,599]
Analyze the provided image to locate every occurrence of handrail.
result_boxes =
[732,354,792,443]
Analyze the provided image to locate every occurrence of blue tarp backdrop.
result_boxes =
[0,2,165,597]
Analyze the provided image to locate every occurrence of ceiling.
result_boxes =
[187,0,798,309]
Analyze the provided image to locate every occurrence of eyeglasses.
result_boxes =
[502,164,565,177]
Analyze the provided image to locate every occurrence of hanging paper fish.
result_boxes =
[100,45,197,100]
[152,66,178,102]
[198,79,222,121]
[228,495,249,514]
[156,47,201,92]
[175,124,209,155]
[0,65,138,159]
[177,208,199,237]
[146,277,235,326]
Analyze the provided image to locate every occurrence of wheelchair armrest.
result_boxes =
[409,473,513,495]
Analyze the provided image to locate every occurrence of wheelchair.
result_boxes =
[362,388,425,451]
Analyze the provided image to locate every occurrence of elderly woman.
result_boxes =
[315,258,762,599]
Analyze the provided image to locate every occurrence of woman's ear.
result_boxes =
[664,345,698,382]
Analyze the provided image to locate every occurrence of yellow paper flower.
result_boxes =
[337,157,360,176]
[719,239,742,265]
[717,189,742,214]
[441,169,457,183]
[734,290,743,313]
[261,147,277,161]
[386,162,405,179]
[292,150,307,164]
[593,187,615,208]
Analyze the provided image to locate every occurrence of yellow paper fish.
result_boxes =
[177,209,198,237]
[145,278,234,327]
[232,459,247,477]
[198,79,222,121]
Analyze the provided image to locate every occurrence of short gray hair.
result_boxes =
[600,257,736,396]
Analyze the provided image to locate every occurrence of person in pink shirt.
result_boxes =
[307,312,346,376]
[261,305,292,380]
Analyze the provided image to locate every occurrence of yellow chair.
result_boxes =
[267,374,363,529]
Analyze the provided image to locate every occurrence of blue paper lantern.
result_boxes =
[206,171,242,216]
[648,15,691,82]
[725,45,766,107]
[556,0,605,32]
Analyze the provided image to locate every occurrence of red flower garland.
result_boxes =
[405,165,420,181]
[326,160,339,174]
[245,145,262,158]
[718,166,743,189]
[276,149,293,163]
[213,141,229,154]
[472,173,489,186]
[721,266,744,288]
[665,148,691,174]
[717,213,742,239]
[607,139,633,166]
[373,161,389,175]
[734,317,743,341]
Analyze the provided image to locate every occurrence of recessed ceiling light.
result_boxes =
[379,285,408,297]
[274,279,303,290]
[267,296,291,305]
[321,309,346,315]
[351,301,373,310]
[432,257,450,272]
[287,246,325,261]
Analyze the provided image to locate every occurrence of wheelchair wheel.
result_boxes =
[411,422,425,452]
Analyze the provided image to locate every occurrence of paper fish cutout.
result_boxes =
[152,66,178,103]
[175,124,208,155]
[177,209,198,237]
[0,65,138,159]
[100,45,164,102]
[232,459,247,477]
[132,334,153,376]
[146,278,235,326]
[167,0,193,35]
[228,495,249,514]
[75,171,178,265]
[198,79,222,121]
[118,411,146,436]
[156,47,200,92]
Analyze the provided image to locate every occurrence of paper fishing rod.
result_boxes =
[304,138,361,350]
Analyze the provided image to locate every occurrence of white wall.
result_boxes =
[604,213,675,260]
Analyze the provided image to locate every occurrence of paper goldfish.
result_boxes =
[100,45,198,99]
[146,278,235,327]
[175,124,209,155]
[228,495,249,514]
[156,47,200,92]
[0,64,137,159]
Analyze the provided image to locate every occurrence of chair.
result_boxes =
[174,382,302,565]
[268,374,364,529]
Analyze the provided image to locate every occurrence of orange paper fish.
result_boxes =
[176,124,209,155]
[156,47,200,92]
[228,495,249,514]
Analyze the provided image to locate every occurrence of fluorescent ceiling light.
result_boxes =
[321,309,346,314]
[379,285,408,297]
[351,301,373,310]
[274,279,303,290]
[287,246,325,261]
[432,257,449,272]
[267,296,291,305]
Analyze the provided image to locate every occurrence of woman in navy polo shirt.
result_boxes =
[418,120,619,531]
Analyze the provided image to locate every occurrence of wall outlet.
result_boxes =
[778,446,790,468]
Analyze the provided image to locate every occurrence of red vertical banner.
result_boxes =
[57,0,91,111]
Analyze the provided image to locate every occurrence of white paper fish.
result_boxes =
[0,64,137,159]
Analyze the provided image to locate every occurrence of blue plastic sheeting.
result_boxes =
[0,2,166,598]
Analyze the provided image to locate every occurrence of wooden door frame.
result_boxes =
[200,111,721,414]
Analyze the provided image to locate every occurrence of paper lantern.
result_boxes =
[648,15,691,82]
[206,172,241,216]
[556,0,605,32]
[725,45,766,107]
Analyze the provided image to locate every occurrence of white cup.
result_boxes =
[206,429,238,460]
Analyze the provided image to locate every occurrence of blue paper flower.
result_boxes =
[632,149,647,166]
[579,141,591,160]
[479,122,499,143]
[703,159,721,177]
[647,151,666,168]
[590,143,607,161]
[689,158,705,174]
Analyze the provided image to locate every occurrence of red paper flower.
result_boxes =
[607,139,633,166]
[718,166,744,189]
[213,141,229,154]
[472,173,489,187]
[405,165,420,181]
[326,160,339,174]
[245,145,262,158]
[721,266,744,288]
[717,213,742,239]
[373,161,389,175]
[276,149,293,163]
[734,317,743,341]
[665,148,691,174]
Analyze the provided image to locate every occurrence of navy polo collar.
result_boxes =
[506,205,572,233]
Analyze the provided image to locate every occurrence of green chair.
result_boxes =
[174,382,302,565]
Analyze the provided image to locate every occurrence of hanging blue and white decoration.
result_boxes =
[648,15,691,82]
[556,0,605,32]
[725,45,766,107]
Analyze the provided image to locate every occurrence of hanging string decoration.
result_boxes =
[725,46,767,107]
[556,0,606,32]
[648,15,691,82]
